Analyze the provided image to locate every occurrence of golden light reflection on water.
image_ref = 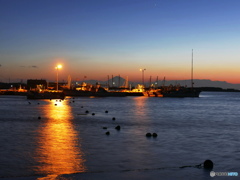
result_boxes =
[133,96,148,117]
[35,99,87,179]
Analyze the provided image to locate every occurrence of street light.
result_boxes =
[55,64,62,91]
[140,68,146,86]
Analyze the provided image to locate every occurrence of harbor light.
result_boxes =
[56,64,62,69]
[55,64,62,91]
[140,68,146,86]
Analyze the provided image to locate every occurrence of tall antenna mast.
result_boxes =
[191,49,193,89]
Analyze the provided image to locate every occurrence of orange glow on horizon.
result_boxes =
[2,59,240,85]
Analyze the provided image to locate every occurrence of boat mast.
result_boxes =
[149,76,151,88]
[156,76,158,89]
[191,49,194,89]
[118,74,120,88]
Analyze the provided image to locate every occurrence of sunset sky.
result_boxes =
[1,0,240,84]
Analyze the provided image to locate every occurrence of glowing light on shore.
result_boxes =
[55,64,62,91]
[56,64,62,70]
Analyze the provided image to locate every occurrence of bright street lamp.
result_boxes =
[140,68,146,86]
[55,64,62,91]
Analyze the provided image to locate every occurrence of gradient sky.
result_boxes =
[1,0,240,83]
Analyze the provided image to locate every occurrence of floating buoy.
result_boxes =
[81,106,83,108]
[55,104,57,106]
[203,159,214,169]
[37,103,40,105]
[152,133,158,137]
[28,102,31,104]
[85,110,89,113]
[38,116,41,119]
[146,133,152,137]
[105,110,108,113]
[112,117,116,120]
[92,113,95,116]
[106,131,110,135]
[72,101,75,103]
[102,127,107,129]
[115,125,121,130]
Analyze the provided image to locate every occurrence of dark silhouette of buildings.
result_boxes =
[27,79,47,90]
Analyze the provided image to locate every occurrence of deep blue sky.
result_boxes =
[1,0,240,83]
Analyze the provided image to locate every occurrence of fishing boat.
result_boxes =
[162,87,201,97]
[63,87,127,97]
[27,91,65,100]
[143,89,163,97]
[162,50,201,98]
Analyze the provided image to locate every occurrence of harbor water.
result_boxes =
[0,92,239,179]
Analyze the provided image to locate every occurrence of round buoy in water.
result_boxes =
[152,133,158,137]
[115,125,121,130]
[203,159,214,169]
[146,133,152,137]
[92,113,95,116]
[105,110,108,113]
[112,117,116,120]
[106,131,110,135]
[38,116,41,119]
[85,110,89,113]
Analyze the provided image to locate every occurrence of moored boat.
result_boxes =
[27,91,65,100]
[63,87,127,97]
[162,88,201,97]
[162,49,201,97]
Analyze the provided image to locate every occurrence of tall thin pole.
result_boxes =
[112,75,114,87]
[149,76,151,88]
[126,76,128,88]
[141,69,146,86]
[56,68,59,91]
[56,64,62,91]
[191,49,193,89]
[118,74,120,88]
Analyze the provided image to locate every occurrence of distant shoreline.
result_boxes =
[1,87,240,97]
[196,87,240,92]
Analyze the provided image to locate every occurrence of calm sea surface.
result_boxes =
[0,92,239,180]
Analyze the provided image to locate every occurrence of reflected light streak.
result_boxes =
[133,97,148,117]
[35,100,86,178]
